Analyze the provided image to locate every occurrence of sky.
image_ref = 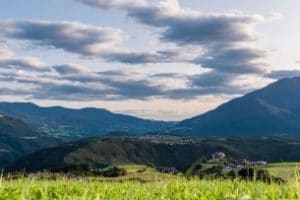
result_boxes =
[0,0,300,121]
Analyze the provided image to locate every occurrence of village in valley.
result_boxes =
[210,152,268,170]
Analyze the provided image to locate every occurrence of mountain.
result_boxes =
[173,77,300,137]
[0,115,61,167]
[0,102,175,139]
[9,135,300,172]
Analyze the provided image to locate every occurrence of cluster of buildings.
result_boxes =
[211,152,267,169]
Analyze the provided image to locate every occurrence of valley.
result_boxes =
[1,77,300,199]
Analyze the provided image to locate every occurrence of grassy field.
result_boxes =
[262,162,300,179]
[1,178,300,199]
[95,164,178,182]
[1,163,300,199]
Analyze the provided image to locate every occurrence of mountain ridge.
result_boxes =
[173,77,300,137]
[0,102,175,139]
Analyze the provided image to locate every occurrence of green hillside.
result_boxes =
[0,115,61,167]
[10,135,300,172]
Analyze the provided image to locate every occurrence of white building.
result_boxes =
[212,152,226,160]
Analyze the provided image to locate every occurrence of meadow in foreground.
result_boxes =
[1,178,300,200]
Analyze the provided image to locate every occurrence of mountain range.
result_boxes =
[2,77,300,139]
[0,102,174,139]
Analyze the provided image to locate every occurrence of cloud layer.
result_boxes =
[0,48,250,101]
[74,0,271,85]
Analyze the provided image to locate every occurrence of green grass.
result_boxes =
[2,163,300,199]
[117,164,157,173]
[1,178,300,199]
[262,162,300,179]
[92,164,178,182]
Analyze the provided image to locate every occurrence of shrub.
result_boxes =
[99,166,127,177]
[227,170,238,180]
[238,168,255,181]
[238,168,285,184]
[50,164,91,173]
[137,168,146,173]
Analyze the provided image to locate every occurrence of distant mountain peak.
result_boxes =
[173,77,300,137]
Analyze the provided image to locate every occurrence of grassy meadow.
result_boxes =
[94,164,178,182]
[263,162,300,179]
[1,163,300,200]
[1,177,300,199]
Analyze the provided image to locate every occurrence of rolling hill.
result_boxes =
[0,115,61,167]
[173,77,300,137]
[9,135,300,172]
[0,102,175,139]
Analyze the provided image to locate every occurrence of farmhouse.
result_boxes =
[212,152,226,160]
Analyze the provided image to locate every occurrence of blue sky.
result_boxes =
[0,0,299,120]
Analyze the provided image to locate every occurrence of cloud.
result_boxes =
[0,20,202,65]
[77,0,263,45]
[98,78,165,99]
[0,20,123,56]
[53,64,87,74]
[0,1,273,74]
[0,49,47,71]
[0,0,278,102]
[189,71,232,87]
[52,69,251,100]
[74,0,146,9]
[135,11,262,46]
[32,84,112,101]
[0,49,14,59]
[0,87,33,96]
[75,0,270,74]
[104,47,201,64]
[266,70,300,79]
[193,46,268,74]
[0,57,249,101]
